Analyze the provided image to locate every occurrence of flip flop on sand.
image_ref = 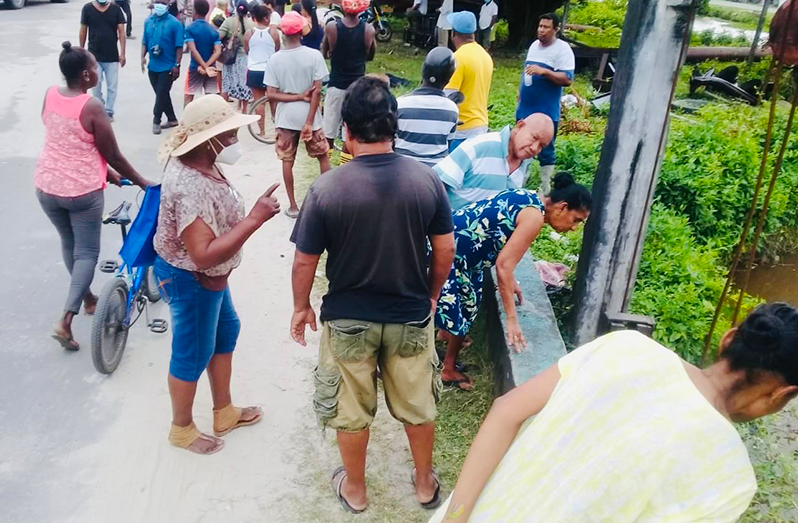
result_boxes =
[331,466,366,514]
[411,468,442,510]
[284,208,300,219]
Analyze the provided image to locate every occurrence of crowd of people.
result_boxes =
[33,1,798,522]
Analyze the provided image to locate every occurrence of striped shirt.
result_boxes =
[395,88,459,168]
[433,126,533,210]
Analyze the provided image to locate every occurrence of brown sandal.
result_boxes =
[168,422,224,455]
[213,404,263,437]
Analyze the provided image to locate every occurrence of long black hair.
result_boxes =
[547,172,592,211]
[236,0,249,30]
[59,41,92,87]
[302,0,320,36]
[723,302,798,387]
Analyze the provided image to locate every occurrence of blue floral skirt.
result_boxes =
[435,263,484,337]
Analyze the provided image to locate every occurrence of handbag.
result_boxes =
[119,185,162,268]
[220,20,242,65]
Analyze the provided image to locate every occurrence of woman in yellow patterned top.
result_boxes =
[430,303,798,523]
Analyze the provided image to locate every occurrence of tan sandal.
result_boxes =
[168,422,224,455]
[213,404,263,437]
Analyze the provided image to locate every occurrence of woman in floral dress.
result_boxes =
[219,0,254,112]
[436,174,592,389]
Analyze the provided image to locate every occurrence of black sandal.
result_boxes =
[331,466,366,514]
[411,468,442,510]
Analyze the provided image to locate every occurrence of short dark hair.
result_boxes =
[59,41,92,86]
[548,172,592,211]
[540,12,560,29]
[723,302,798,387]
[194,0,210,17]
[342,76,398,144]
[251,3,270,22]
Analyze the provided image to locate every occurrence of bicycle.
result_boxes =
[91,185,168,374]
[247,95,277,144]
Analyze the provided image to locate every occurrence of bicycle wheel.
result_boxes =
[247,96,276,144]
[91,277,130,374]
[144,266,161,303]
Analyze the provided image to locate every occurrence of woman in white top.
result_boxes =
[244,3,280,139]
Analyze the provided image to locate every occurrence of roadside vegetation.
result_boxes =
[295,8,798,518]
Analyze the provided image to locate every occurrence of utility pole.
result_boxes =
[571,0,699,346]
[748,0,772,65]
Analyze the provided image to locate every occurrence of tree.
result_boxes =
[504,0,568,48]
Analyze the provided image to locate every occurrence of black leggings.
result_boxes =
[148,70,177,124]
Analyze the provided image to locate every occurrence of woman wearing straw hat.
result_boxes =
[153,94,281,454]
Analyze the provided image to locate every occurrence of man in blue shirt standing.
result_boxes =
[184,0,222,107]
[516,13,574,194]
[142,0,184,135]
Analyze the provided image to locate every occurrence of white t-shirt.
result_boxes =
[479,0,498,30]
[263,46,328,131]
[412,0,428,15]
[525,38,575,72]
[436,0,453,29]
[270,10,281,26]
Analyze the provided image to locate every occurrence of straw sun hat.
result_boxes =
[157,95,260,163]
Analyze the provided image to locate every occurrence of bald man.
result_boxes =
[433,113,554,210]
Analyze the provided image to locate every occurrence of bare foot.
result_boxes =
[186,432,225,455]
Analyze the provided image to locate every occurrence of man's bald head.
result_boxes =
[509,113,555,161]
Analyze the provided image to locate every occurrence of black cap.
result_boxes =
[422,47,457,89]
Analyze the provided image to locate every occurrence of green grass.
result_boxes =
[291,40,798,522]
[704,5,775,31]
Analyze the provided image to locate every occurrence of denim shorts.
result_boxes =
[153,257,241,382]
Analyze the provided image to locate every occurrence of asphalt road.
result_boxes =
[0,1,183,521]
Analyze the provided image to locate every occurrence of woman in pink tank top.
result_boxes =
[35,42,152,351]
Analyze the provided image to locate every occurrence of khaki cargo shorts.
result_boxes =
[313,316,443,432]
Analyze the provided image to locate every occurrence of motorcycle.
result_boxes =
[323,1,393,43]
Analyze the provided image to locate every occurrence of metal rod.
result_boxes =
[701,63,783,362]
[748,0,771,65]
[731,87,798,325]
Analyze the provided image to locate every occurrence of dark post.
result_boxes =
[571,0,699,346]
[748,0,772,65]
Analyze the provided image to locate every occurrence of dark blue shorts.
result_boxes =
[153,257,240,382]
[246,69,265,89]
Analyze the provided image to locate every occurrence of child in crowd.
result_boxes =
[263,11,330,217]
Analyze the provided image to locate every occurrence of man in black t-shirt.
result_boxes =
[290,77,456,513]
[80,0,127,120]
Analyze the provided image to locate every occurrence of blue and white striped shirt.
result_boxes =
[396,88,459,168]
[433,126,534,210]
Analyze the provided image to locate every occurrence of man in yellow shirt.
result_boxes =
[444,11,493,152]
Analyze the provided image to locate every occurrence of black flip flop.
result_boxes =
[52,332,80,351]
[436,350,469,373]
[442,377,473,391]
[331,466,365,514]
[411,468,442,510]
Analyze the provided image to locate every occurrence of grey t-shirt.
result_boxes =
[263,46,328,131]
[291,153,454,324]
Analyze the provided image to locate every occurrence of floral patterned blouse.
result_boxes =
[154,160,245,276]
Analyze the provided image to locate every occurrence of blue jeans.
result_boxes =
[93,61,119,117]
[538,120,559,167]
[153,257,241,382]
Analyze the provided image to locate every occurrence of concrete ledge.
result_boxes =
[484,253,567,395]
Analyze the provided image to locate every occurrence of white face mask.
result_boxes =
[211,137,244,165]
